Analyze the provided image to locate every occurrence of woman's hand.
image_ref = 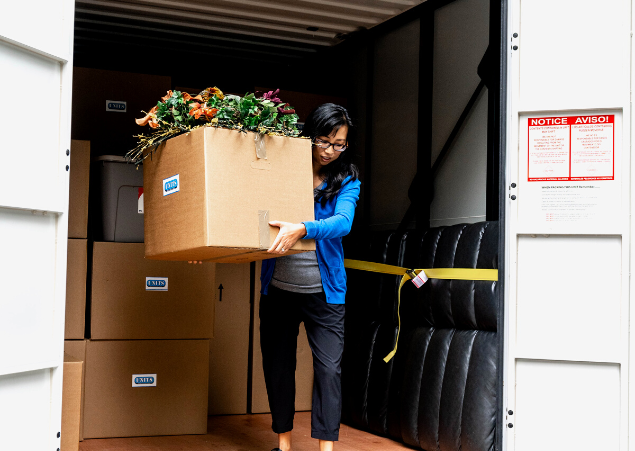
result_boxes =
[268,221,307,254]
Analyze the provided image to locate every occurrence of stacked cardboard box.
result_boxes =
[61,353,83,451]
[66,140,90,339]
[64,341,88,442]
[71,68,172,159]
[63,140,91,450]
[65,69,218,441]
[208,263,251,415]
[83,339,209,438]
[82,242,215,438]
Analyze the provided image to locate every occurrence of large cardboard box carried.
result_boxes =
[143,127,315,263]
[91,242,215,339]
[82,340,209,438]
[61,353,83,451]
[65,239,87,339]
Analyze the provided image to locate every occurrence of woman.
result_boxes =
[260,103,361,451]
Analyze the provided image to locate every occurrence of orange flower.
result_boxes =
[135,106,158,126]
[202,107,218,120]
[160,90,173,102]
[189,103,203,119]
[202,86,224,100]
[183,92,204,102]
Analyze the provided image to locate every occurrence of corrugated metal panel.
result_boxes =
[74,0,423,63]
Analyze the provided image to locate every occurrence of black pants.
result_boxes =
[260,285,345,441]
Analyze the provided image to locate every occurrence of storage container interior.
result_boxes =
[69,0,506,449]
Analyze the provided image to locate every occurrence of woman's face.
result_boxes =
[312,124,348,169]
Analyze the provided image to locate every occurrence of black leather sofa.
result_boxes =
[342,222,499,451]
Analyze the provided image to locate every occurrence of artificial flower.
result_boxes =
[202,86,224,100]
[202,107,218,120]
[161,91,173,102]
[277,103,296,114]
[135,105,158,126]
[262,89,281,103]
[183,92,204,102]
[189,103,202,119]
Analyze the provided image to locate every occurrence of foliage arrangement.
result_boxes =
[127,87,301,164]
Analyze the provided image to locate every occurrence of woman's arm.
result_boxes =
[267,178,361,254]
[303,178,361,241]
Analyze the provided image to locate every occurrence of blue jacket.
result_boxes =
[260,177,361,304]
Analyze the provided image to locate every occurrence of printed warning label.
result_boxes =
[519,112,620,232]
[528,115,614,182]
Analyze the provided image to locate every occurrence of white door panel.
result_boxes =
[0,1,74,449]
[515,235,622,362]
[518,0,625,111]
[0,209,59,375]
[0,369,53,450]
[0,1,71,61]
[506,0,631,450]
[0,43,64,211]
[515,360,620,451]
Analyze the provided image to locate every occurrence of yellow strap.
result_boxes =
[343,259,407,276]
[343,259,498,363]
[343,259,498,281]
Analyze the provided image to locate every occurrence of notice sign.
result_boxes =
[520,113,620,233]
[528,115,614,182]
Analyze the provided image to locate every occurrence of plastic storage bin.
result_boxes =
[96,156,144,242]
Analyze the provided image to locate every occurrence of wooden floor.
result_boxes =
[79,412,413,451]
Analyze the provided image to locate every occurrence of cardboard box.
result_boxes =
[68,140,90,239]
[65,239,87,339]
[143,127,316,263]
[61,353,83,451]
[82,340,209,438]
[91,242,215,339]
[208,263,251,415]
[64,340,87,441]
[71,68,171,159]
[251,261,314,413]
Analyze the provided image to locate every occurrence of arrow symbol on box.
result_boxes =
[218,284,224,302]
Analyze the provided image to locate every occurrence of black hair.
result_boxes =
[300,103,359,205]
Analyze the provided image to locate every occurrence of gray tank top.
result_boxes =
[271,251,323,293]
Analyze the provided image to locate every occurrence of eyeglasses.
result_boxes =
[313,138,347,152]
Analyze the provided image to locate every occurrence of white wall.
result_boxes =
[430,0,490,227]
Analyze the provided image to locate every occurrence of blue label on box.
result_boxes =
[163,174,180,196]
[146,277,168,291]
[132,374,157,387]
[106,100,127,112]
